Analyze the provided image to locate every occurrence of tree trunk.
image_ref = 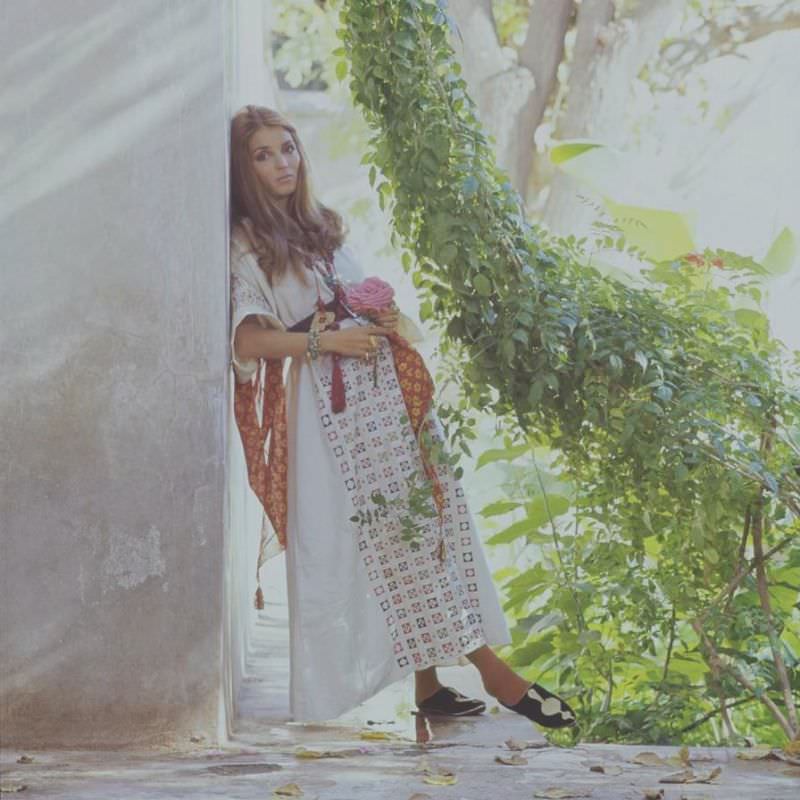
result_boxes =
[515,0,575,205]
[447,0,533,194]
[543,0,683,234]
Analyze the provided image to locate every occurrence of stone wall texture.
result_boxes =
[0,0,230,747]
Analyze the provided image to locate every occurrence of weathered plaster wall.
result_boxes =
[0,0,229,747]
[220,0,278,743]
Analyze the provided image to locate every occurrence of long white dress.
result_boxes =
[230,228,511,722]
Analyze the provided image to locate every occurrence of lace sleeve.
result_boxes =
[230,254,285,383]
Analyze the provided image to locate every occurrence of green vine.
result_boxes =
[337,0,800,743]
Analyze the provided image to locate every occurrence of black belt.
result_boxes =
[287,298,347,333]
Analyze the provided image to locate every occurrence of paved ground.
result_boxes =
[3,560,798,799]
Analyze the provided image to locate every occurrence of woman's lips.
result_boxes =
[278,174,294,183]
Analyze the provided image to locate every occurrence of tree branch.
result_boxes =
[659,2,800,84]
[695,532,798,629]
[692,620,795,740]
[752,425,799,735]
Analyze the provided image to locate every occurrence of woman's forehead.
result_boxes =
[249,126,293,153]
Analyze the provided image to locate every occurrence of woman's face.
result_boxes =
[248,125,301,201]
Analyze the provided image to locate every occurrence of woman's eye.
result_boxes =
[285,144,295,153]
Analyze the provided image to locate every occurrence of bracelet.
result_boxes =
[307,327,321,360]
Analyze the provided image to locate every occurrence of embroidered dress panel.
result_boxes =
[311,338,487,670]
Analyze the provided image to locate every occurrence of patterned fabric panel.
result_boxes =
[312,340,487,670]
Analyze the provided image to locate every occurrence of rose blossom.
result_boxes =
[344,276,395,316]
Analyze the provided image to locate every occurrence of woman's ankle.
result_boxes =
[414,668,443,703]
[478,661,530,705]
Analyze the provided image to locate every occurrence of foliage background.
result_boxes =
[263,0,799,746]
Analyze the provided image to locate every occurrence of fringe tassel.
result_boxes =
[254,585,264,610]
[437,538,446,562]
[331,354,346,413]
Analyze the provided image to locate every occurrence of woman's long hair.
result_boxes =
[230,105,345,283]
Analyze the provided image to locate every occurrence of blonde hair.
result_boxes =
[230,105,345,283]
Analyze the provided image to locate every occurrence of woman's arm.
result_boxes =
[235,317,394,360]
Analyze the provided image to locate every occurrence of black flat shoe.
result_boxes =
[499,683,576,728]
[416,686,486,717]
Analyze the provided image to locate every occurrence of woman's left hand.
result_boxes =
[373,303,400,331]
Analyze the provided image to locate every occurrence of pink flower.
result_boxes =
[344,276,395,315]
[685,253,704,266]
[711,257,724,268]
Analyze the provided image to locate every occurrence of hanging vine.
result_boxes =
[337,0,800,742]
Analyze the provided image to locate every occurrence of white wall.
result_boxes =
[0,0,229,747]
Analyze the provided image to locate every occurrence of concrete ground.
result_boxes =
[3,559,798,799]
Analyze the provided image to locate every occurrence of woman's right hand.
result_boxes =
[320,325,392,359]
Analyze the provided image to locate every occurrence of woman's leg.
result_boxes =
[416,648,530,706]
[414,665,444,704]
[466,645,577,727]
[465,645,531,706]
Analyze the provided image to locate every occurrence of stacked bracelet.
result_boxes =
[307,327,321,360]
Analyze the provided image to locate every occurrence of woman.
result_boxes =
[229,105,576,729]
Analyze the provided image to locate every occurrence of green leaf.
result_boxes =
[605,199,695,262]
[549,139,604,165]
[487,518,536,545]
[335,60,348,81]
[762,226,796,276]
[525,495,571,529]
[476,443,530,469]
[473,273,492,296]
[479,500,521,517]
[507,634,556,667]
[734,308,768,333]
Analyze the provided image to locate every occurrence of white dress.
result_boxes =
[230,228,511,722]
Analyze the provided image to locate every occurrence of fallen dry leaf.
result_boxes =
[737,748,800,766]
[736,748,774,761]
[15,756,34,765]
[422,773,457,786]
[418,759,457,787]
[489,704,501,714]
[642,791,664,800]
[588,764,623,776]
[534,788,592,799]
[294,746,365,759]
[359,730,398,741]
[659,769,696,784]
[784,738,800,756]
[695,766,722,783]
[659,766,721,785]
[632,752,670,767]
[495,753,528,766]
[505,737,548,751]
[273,784,303,797]
[0,785,28,794]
